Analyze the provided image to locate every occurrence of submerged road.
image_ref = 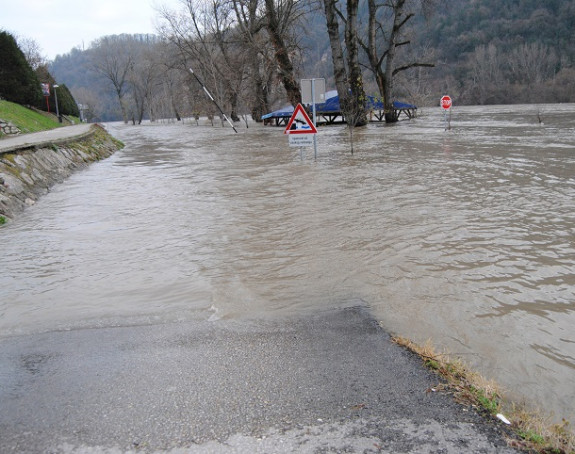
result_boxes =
[0,307,520,453]
[1,125,525,453]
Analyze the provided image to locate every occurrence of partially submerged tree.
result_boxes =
[263,0,303,107]
[153,44,192,121]
[158,0,304,122]
[322,0,368,126]
[359,0,435,122]
[322,0,368,152]
[127,47,161,124]
[158,0,245,123]
[231,0,274,121]
[91,35,136,123]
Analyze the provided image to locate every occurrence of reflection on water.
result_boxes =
[1,104,575,422]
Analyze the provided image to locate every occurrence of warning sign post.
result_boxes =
[284,103,318,158]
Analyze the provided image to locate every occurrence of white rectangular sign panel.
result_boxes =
[301,78,326,104]
[289,134,314,147]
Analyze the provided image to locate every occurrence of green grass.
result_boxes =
[0,100,64,134]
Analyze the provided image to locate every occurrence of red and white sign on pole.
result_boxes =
[440,95,452,110]
[284,103,318,148]
[440,95,452,130]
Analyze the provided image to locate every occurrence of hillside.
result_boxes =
[427,0,575,60]
[0,100,64,136]
[419,0,575,104]
[49,0,575,121]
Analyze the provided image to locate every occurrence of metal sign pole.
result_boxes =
[311,79,317,160]
[441,95,452,131]
[300,78,324,160]
[189,67,238,133]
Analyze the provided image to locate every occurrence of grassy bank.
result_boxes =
[0,100,78,135]
[393,336,574,454]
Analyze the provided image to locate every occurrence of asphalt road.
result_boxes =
[0,307,521,453]
[0,124,94,154]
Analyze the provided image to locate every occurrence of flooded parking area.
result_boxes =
[1,104,574,423]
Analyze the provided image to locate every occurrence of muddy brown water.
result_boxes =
[1,104,574,423]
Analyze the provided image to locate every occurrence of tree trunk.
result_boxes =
[345,0,368,126]
[229,90,240,122]
[383,0,406,123]
[231,0,270,122]
[264,0,301,106]
[366,0,386,106]
[323,0,349,111]
[323,0,367,128]
[251,67,271,122]
[359,0,436,123]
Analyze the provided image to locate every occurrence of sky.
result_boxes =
[0,0,184,60]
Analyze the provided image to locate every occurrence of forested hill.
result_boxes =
[428,0,575,59]
[419,0,575,104]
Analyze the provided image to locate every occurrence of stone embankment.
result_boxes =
[0,119,21,136]
[0,124,123,221]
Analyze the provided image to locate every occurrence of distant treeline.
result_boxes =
[422,0,575,104]
[48,0,575,123]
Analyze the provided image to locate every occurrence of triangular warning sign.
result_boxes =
[284,103,318,134]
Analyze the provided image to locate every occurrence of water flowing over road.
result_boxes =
[2,104,575,423]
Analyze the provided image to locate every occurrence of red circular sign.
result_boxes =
[440,95,452,110]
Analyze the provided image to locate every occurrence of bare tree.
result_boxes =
[16,36,46,70]
[158,0,245,122]
[231,0,275,121]
[508,43,558,89]
[468,43,504,104]
[263,0,303,107]
[207,0,246,121]
[154,43,193,121]
[548,67,575,103]
[344,0,367,127]
[127,44,163,124]
[322,0,368,152]
[91,36,135,123]
[359,0,435,123]
[394,44,437,105]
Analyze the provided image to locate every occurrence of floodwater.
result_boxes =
[1,104,575,423]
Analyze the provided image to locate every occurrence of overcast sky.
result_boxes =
[0,0,183,60]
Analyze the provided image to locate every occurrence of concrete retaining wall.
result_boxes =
[0,125,123,221]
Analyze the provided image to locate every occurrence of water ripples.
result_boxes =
[1,104,575,421]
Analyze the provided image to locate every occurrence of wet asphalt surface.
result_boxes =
[0,307,521,453]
